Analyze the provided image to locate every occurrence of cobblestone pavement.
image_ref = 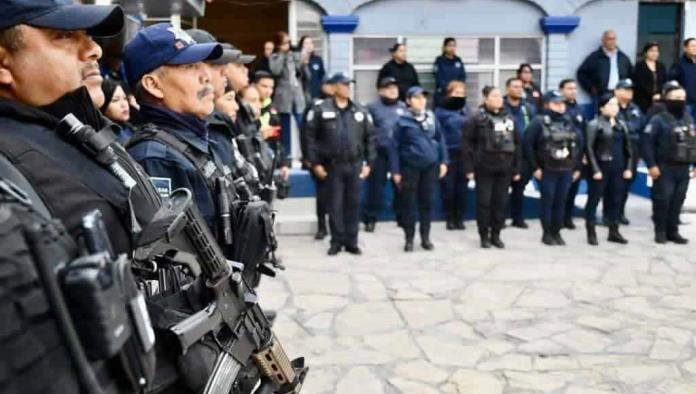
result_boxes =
[262,200,696,394]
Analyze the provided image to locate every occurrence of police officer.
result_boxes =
[559,78,586,230]
[462,86,521,248]
[392,87,448,252]
[642,81,696,244]
[301,78,335,240]
[505,77,536,228]
[363,76,407,232]
[123,23,225,231]
[584,92,633,245]
[524,91,582,246]
[436,80,470,230]
[304,73,376,255]
[433,37,467,107]
[614,78,644,224]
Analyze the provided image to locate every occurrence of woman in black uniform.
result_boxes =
[462,86,521,248]
[584,92,633,245]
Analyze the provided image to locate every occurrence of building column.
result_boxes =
[321,15,359,75]
[685,1,696,40]
[540,16,581,92]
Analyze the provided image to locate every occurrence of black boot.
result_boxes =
[364,220,376,232]
[586,223,598,246]
[564,217,576,230]
[480,230,492,249]
[552,222,566,246]
[511,219,529,229]
[655,231,667,244]
[315,217,328,240]
[667,232,689,244]
[446,220,457,230]
[619,215,630,225]
[421,233,434,251]
[455,220,466,230]
[607,223,628,244]
[404,230,415,252]
[542,220,556,246]
[490,231,505,249]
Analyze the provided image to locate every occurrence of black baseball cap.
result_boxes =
[543,90,565,103]
[615,78,634,90]
[377,77,398,88]
[327,72,354,85]
[224,43,256,64]
[406,86,428,98]
[0,0,124,37]
[662,80,683,96]
[186,29,241,65]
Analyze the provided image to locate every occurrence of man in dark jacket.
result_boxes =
[433,37,467,107]
[577,30,633,99]
[304,73,376,255]
[670,37,696,120]
[614,78,644,224]
[559,79,586,230]
[363,77,407,232]
[378,43,420,101]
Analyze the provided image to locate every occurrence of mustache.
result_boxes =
[197,85,214,99]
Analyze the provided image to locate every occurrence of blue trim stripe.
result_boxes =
[321,15,359,33]
[540,16,581,34]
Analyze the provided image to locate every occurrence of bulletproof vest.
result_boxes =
[542,115,577,161]
[667,113,696,163]
[0,175,155,394]
[481,109,516,153]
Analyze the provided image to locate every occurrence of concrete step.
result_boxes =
[274,197,317,235]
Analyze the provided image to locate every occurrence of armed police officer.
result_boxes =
[304,73,376,255]
[363,76,406,232]
[393,87,448,252]
[524,91,582,246]
[436,80,470,231]
[614,78,644,225]
[642,81,696,244]
[559,78,586,230]
[584,92,633,245]
[462,86,521,249]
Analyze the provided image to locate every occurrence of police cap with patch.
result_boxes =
[543,90,565,103]
[123,23,223,87]
[377,76,398,88]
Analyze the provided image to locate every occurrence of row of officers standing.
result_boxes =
[303,73,696,253]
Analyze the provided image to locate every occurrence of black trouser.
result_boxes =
[328,161,362,248]
[619,139,640,218]
[476,171,512,235]
[363,147,390,223]
[311,171,330,222]
[564,174,581,222]
[440,149,468,223]
[509,160,532,222]
[585,162,625,225]
[400,164,438,238]
[651,164,690,236]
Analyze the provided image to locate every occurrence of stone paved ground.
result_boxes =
[262,198,696,394]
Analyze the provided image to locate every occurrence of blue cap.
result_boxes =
[662,80,682,96]
[406,86,428,99]
[0,0,124,37]
[327,72,354,85]
[616,78,634,89]
[543,90,565,103]
[124,23,222,87]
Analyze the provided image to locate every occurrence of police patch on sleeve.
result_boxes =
[306,109,315,122]
[396,108,405,116]
[354,112,365,122]
[644,124,652,134]
[150,177,172,199]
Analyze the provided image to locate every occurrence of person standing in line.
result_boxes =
[378,43,420,101]
[517,63,542,113]
[433,37,466,107]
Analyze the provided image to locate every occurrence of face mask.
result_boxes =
[380,96,399,105]
[665,99,686,118]
[442,96,467,111]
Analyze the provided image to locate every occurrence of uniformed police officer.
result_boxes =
[363,76,407,232]
[559,78,586,230]
[584,92,633,245]
[304,73,376,255]
[123,24,226,232]
[504,77,536,228]
[436,80,471,230]
[462,86,521,248]
[392,86,448,252]
[301,78,335,240]
[614,78,644,224]
[641,81,696,244]
[524,91,582,246]
[433,37,467,107]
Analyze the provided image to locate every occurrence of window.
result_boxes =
[352,36,543,107]
[293,0,327,59]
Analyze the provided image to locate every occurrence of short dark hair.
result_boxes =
[505,77,521,87]
[481,85,499,98]
[685,37,696,47]
[443,37,455,46]
[517,63,533,75]
[253,70,274,83]
[0,26,23,52]
[642,41,659,55]
[559,78,576,89]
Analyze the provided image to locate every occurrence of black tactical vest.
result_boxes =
[542,115,577,162]
[481,109,516,153]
